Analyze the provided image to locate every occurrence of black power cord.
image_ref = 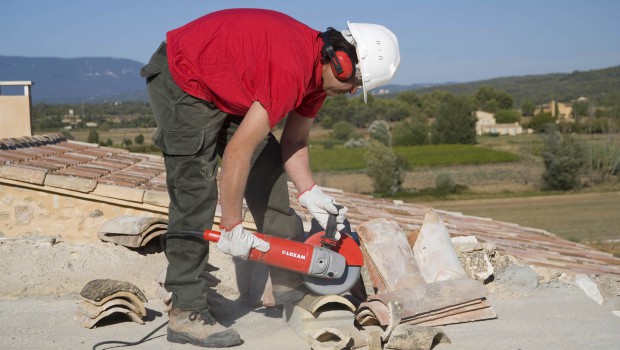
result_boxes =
[92,320,169,350]
[92,231,204,349]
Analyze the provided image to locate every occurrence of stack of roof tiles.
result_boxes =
[0,133,166,192]
[75,279,147,328]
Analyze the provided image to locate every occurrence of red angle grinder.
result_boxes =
[203,212,364,295]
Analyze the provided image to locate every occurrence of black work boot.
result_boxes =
[167,307,242,348]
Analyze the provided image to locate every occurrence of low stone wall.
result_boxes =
[0,183,167,243]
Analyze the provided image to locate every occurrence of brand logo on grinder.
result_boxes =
[281,250,306,260]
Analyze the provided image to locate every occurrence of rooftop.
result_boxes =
[1,133,619,277]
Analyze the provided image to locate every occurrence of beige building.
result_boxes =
[549,100,574,121]
[541,99,577,121]
[0,81,33,139]
[474,110,524,136]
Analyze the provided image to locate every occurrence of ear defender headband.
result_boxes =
[321,32,355,81]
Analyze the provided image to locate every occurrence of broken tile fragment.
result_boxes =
[413,209,467,283]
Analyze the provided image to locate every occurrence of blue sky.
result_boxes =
[2,0,619,85]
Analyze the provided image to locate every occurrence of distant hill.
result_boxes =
[407,65,620,105]
[1,55,617,106]
[0,56,147,103]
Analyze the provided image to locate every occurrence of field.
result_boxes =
[309,144,520,171]
[423,191,620,256]
[71,127,157,147]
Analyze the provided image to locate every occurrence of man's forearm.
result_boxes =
[219,144,251,228]
[282,142,315,193]
[280,111,316,194]
[219,101,271,229]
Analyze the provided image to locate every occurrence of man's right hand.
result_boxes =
[216,224,270,259]
[298,184,348,237]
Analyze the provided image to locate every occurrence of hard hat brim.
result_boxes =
[347,21,369,103]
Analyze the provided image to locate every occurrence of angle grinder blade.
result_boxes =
[301,231,364,295]
[302,265,361,295]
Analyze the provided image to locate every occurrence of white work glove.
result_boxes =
[216,224,270,259]
[298,184,348,239]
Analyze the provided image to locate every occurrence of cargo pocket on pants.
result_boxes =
[154,130,205,156]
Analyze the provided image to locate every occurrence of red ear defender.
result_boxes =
[323,31,355,82]
[331,51,354,81]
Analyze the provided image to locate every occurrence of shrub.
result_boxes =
[364,140,408,195]
[344,138,367,148]
[368,120,391,146]
[435,172,457,193]
[87,129,100,144]
[585,139,620,184]
[541,127,587,190]
[331,121,355,141]
[134,133,145,145]
[320,115,334,129]
[318,138,339,150]
[59,128,74,140]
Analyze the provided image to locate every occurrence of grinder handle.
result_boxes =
[321,204,343,245]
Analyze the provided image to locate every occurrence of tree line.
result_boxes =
[31,101,155,131]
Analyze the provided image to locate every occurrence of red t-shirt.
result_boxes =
[166,9,327,128]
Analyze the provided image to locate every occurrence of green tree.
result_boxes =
[382,99,412,122]
[541,127,587,190]
[431,95,476,144]
[134,133,145,145]
[521,101,536,117]
[87,129,100,144]
[396,90,422,108]
[528,112,557,132]
[420,91,451,117]
[330,121,355,141]
[100,121,112,132]
[572,99,589,119]
[392,117,429,146]
[320,115,334,129]
[475,86,513,112]
[494,109,521,124]
[319,95,350,125]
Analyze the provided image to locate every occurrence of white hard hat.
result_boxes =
[343,22,401,102]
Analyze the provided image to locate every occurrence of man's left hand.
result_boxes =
[216,224,270,259]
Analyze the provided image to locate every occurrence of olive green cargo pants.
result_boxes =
[141,42,303,310]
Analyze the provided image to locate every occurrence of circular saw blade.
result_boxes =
[302,265,361,295]
[301,231,364,295]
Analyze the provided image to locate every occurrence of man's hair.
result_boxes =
[320,27,359,65]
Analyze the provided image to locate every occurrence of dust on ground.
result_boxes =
[1,238,619,350]
[0,238,238,301]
